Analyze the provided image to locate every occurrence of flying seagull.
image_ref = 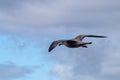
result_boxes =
[48,35,107,52]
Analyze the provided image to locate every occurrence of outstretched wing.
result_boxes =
[75,35,107,41]
[48,40,63,52]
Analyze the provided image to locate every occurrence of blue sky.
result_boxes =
[0,0,120,80]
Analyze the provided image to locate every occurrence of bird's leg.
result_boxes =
[81,42,92,48]
[82,45,88,48]
[88,42,92,44]
[82,42,92,45]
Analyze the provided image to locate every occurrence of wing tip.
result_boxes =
[87,35,107,38]
[102,36,107,38]
[48,46,53,52]
[48,49,52,52]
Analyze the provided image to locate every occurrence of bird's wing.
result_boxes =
[75,35,107,41]
[48,40,63,52]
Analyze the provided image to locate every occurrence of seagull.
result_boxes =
[48,35,107,52]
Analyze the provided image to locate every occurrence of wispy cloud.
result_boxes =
[0,63,32,80]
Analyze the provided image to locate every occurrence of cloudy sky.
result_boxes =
[0,0,120,80]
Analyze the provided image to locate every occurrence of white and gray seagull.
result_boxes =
[48,35,107,52]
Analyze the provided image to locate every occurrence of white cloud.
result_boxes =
[52,64,73,79]
[52,64,99,80]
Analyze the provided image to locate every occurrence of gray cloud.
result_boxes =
[0,0,120,27]
[0,63,33,80]
[0,0,119,40]
[50,39,120,80]
[51,40,107,80]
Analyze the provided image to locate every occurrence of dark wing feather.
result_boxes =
[75,35,107,41]
[86,35,107,38]
[48,40,63,52]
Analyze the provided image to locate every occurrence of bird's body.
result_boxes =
[48,35,107,52]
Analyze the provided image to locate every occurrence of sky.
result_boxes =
[0,0,120,80]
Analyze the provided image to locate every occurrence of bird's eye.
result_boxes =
[59,44,62,46]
